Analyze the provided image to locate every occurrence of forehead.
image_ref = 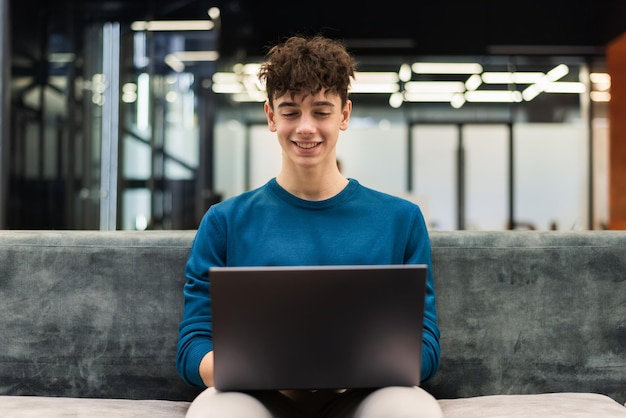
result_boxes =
[273,89,341,106]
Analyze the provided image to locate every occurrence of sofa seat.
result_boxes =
[439,392,626,417]
[0,396,191,418]
[2,392,625,418]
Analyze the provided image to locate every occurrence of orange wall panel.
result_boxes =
[607,32,626,229]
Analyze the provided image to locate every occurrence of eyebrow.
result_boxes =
[277,100,336,108]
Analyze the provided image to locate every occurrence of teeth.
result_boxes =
[296,142,319,149]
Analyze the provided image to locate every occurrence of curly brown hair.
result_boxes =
[258,35,357,107]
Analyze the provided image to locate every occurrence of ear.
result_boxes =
[264,101,277,132]
[340,100,352,131]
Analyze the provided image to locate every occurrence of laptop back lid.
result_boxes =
[210,264,427,391]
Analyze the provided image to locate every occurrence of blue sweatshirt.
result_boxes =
[176,178,440,388]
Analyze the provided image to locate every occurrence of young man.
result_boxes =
[177,34,443,418]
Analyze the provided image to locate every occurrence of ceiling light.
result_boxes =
[543,82,586,93]
[590,73,610,84]
[173,51,219,62]
[131,20,215,31]
[389,92,404,108]
[411,62,483,74]
[404,81,465,93]
[522,84,542,101]
[590,72,610,91]
[522,64,569,101]
[404,92,457,102]
[207,7,221,19]
[164,54,185,72]
[233,63,261,75]
[464,74,482,91]
[48,53,76,63]
[590,91,610,102]
[212,83,243,94]
[350,83,399,93]
[450,93,466,109]
[354,72,399,84]
[398,64,412,82]
[546,64,569,81]
[352,73,400,92]
[232,92,265,102]
[481,72,544,84]
[464,90,523,103]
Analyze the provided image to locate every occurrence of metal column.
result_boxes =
[0,0,10,229]
[99,22,121,230]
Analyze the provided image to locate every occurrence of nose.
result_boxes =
[295,113,316,135]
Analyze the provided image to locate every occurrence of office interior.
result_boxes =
[2,0,626,232]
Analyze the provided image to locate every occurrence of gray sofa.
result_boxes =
[1,230,625,417]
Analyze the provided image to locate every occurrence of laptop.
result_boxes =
[210,264,427,392]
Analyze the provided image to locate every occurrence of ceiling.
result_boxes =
[10,0,626,61]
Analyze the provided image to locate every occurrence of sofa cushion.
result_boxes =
[439,392,626,418]
[3,392,625,418]
[0,396,190,418]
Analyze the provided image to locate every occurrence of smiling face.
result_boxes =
[265,89,352,173]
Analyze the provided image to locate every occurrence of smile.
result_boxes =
[294,142,321,149]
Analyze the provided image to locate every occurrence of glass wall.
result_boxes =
[211,54,608,231]
[5,13,610,231]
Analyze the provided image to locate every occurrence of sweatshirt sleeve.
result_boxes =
[176,208,226,388]
[406,205,441,383]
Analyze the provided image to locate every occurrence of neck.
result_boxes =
[276,169,348,201]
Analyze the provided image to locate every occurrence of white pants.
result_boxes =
[185,386,443,418]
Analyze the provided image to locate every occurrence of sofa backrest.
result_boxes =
[0,230,199,401]
[424,231,626,405]
[0,230,624,403]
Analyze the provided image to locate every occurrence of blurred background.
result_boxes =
[2,0,626,231]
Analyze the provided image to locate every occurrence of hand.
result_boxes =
[199,351,215,388]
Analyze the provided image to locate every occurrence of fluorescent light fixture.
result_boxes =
[543,82,586,93]
[351,74,400,92]
[404,81,465,93]
[522,84,542,101]
[450,93,466,108]
[48,53,75,63]
[213,72,239,83]
[350,83,399,93]
[389,92,404,108]
[481,72,544,84]
[398,64,412,82]
[522,64,569,101]
[354,72,399,83]
[590,72,610,91]
[121,82,137,103]
[404,92,457,102]
[546,64,569,81]
[137,73,150,131]
[207,7,221,19]
[464,74,482,91]
[212,83,243,94]
[465,90,523,103]
[172,51,219,62]
[590,91,610,102]
[232,63,261,75]
[164,54,185,72]
[411,62,483,74]
[232,92,266,102]
[131,20,214,31]
[590,72,610,84]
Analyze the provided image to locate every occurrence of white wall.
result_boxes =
[213,117,591,231]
